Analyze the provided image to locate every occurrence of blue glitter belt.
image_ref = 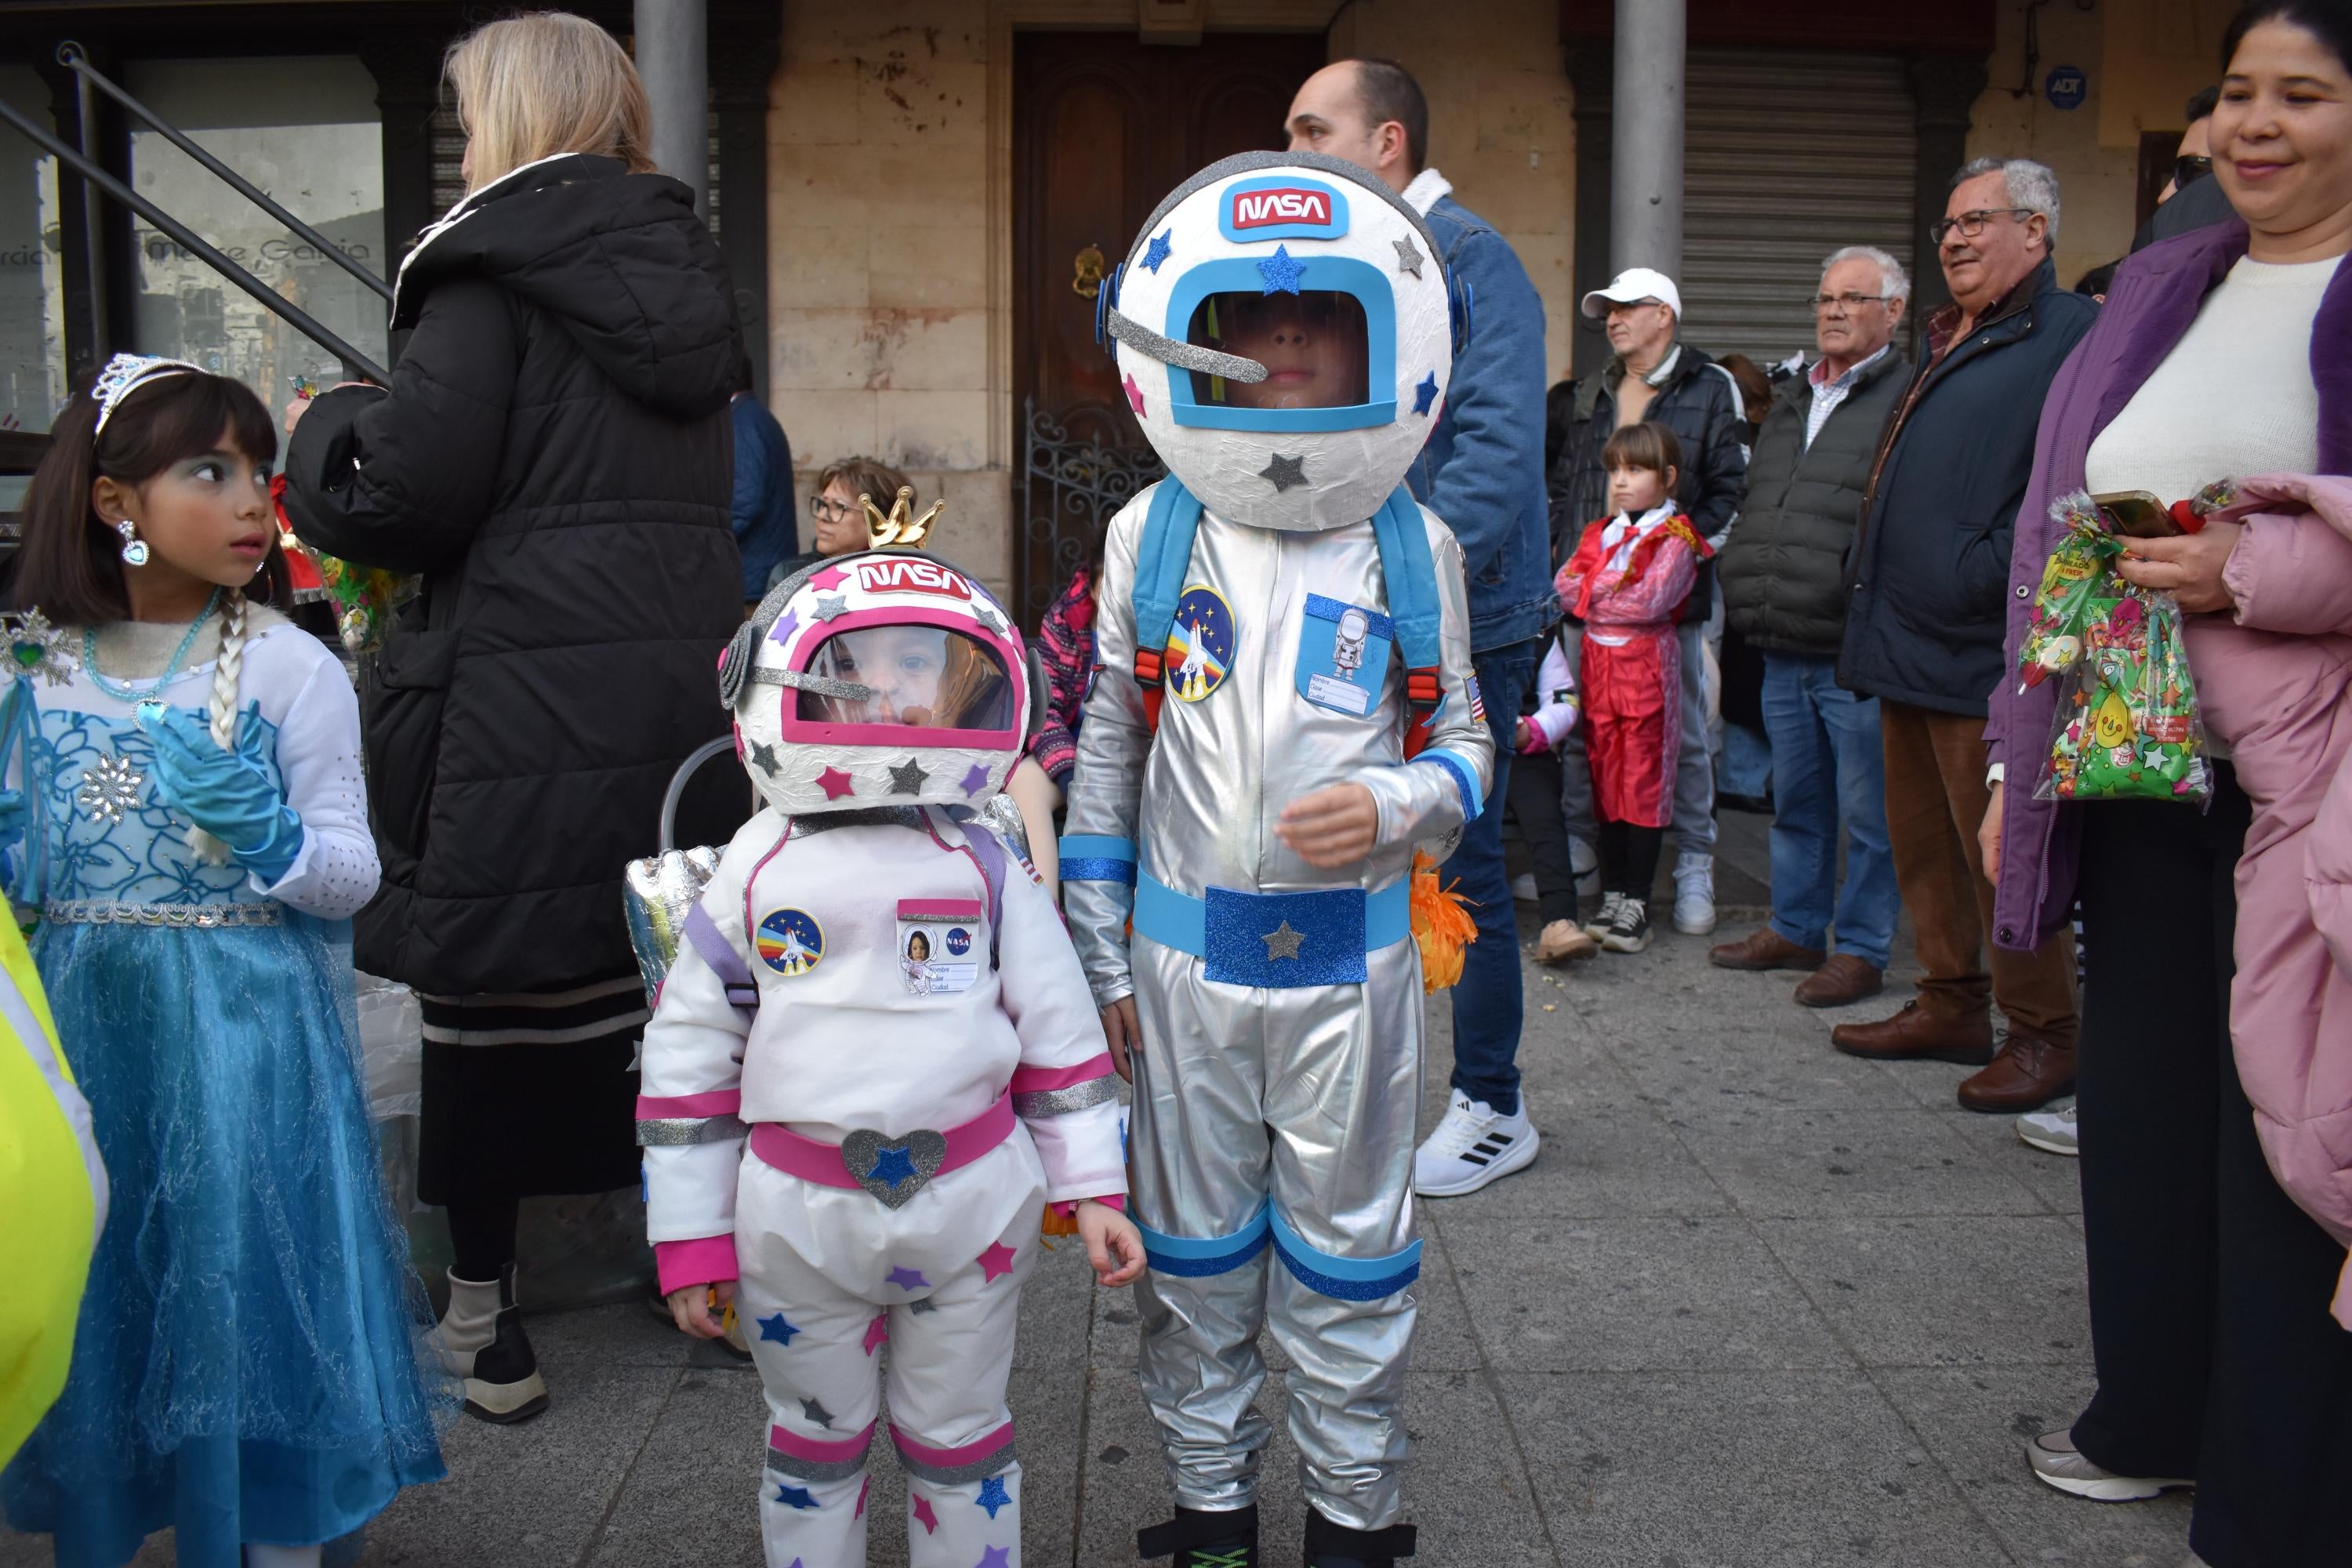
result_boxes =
[1133,872,1410,989]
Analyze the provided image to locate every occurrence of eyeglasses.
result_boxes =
[808,494,859,522]
[1809,292,1890,312]
[1929,207,2035,245]
[2173,154,2213,188]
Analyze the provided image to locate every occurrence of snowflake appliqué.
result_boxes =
[76,752,147,826]
[2,608,77,687]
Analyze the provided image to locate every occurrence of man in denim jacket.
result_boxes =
[1287,59,1555,1198]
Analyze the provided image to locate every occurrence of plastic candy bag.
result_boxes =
[2020,490,2212,804]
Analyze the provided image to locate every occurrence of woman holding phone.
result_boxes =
[1982,4,2352,1562]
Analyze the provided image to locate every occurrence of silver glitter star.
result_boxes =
[1393,235,1425,278]
[1259,452,1308,493]
[747,740,781,776]
[77,752,146,826]
[909,1297,938,1316]
[2,608,76,686]
[972,601,1008,637]
[1262,920,1305,961]
[811,593,851,622]
[800,1397,835,1429]
[888,757,931,793]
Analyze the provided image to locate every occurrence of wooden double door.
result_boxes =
[1011,29,1326,622]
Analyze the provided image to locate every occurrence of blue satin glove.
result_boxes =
[135,702,305,884]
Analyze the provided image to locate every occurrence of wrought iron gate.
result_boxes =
[1018,395,1163,626]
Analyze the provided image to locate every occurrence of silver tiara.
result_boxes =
[93,353,204,435]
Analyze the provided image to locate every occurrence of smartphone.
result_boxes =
[2091,489,2181,539]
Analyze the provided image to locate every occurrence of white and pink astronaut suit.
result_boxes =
[638,550,1127,1568]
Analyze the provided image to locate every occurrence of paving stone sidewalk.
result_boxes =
[4,820,2191,1567]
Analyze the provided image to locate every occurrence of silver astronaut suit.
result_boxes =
[1060,151,1494,1544]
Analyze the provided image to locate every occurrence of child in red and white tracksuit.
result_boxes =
[1554,422,1709,952]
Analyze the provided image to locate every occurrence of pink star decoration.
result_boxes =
[1123,373,1146,416]
[862,1312,889,1356]
[855,1476,869,1518]
[809,563,851,590]
[913,1494,940,1534]
[817,766,856,800]
[977,1241,1019,1283]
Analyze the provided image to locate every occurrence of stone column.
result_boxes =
[1610,0,1684,280]
[635,0,708,216]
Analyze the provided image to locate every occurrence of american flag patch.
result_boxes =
[1466,676,1486,723]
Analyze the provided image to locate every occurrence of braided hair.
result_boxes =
[183,589,251,866]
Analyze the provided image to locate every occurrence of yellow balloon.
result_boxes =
[2092,685,2135,750]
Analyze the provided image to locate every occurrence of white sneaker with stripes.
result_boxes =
[1413,1090,1541,1197]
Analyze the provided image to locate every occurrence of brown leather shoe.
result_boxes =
[1709,927,1826,972]
[1793,954,1884,1009]
[1957,1032,2078,1112]
[1829,1000,1994,1064]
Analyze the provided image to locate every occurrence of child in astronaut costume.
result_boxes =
[1060,152,1495,1568]
[638,548,1144,1568]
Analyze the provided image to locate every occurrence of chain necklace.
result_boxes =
[81,586,226,702]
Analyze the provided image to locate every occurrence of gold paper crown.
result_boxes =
[862,485,946,549]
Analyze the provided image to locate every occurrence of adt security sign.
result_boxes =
[2045,66,2087,111]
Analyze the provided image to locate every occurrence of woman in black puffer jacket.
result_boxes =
[281,12,741,1423]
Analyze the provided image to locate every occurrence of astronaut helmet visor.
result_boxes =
[1185,290,1370,411]
[796,625,1017,731]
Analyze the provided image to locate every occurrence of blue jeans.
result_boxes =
[1446,641,1536,1116]
[1759,652,1898,968]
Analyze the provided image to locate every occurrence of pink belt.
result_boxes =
[749,1092,1015,1209]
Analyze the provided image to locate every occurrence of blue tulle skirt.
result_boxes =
[2,914,448,1568]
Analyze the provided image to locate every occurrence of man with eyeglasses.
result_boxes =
[1832,158,2093,1116]
[2135,84,2236,252]
[1709,247,1912,1011]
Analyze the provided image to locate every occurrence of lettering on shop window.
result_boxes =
[136,230,372,266]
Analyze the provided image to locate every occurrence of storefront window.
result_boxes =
[0,64,68,439]
[126,56,387,409]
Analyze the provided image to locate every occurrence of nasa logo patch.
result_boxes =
[1165,585,1236,703]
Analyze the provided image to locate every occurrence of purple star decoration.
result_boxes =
[975,1547,1012,1568]
[960,763,992,797]
[887,1265,931,1293]
[769,608,800,647]
[1256,244,1305,296]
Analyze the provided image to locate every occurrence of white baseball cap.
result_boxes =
[1581,267,1682,320]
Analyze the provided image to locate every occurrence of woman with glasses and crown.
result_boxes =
[0,356,445,1568]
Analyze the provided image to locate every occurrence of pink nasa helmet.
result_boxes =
[718,549,1036,816]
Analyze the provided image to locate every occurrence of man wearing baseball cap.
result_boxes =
[1550,266,1749,941]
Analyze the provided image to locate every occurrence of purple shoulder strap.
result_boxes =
[956,822,1009,969]
[683,902,761,1025]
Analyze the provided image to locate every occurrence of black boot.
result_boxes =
[1302,1508,1415,1568]
[437,1264,549,1424]
[1138,1503,1258,1566]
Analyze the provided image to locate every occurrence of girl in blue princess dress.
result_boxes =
[0,358,445,1568]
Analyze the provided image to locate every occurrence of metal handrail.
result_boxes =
[57,42,394,304]
[0,93,390,383]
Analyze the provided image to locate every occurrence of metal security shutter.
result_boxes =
[1679,50,1918,372]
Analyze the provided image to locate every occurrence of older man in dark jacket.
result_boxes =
[1552,268,1748,937]
[1711,245,1912,1010]
[1834,158,2092,1112]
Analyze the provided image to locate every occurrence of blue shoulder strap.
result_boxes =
[1369,486,1443,675]
[1131,477,1205,670]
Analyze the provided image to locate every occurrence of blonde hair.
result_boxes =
[445,12,655,192]
[186,590,250,867]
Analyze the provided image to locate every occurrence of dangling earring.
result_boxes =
[115,517,149,567]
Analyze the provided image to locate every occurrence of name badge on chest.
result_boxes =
[896,898,984,995]
[1295,593,1395,717]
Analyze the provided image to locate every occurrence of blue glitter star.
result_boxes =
[757,1311,799,1346]
[1413,371,1439,416]
[1142,228,1174,274]
[975,1474,1012,1519]
[774,1483,819,1510]
[1256,244,1305,296]
[867,1143,920,1189]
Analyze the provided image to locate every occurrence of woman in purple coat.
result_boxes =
[1981,5,2352,1563]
